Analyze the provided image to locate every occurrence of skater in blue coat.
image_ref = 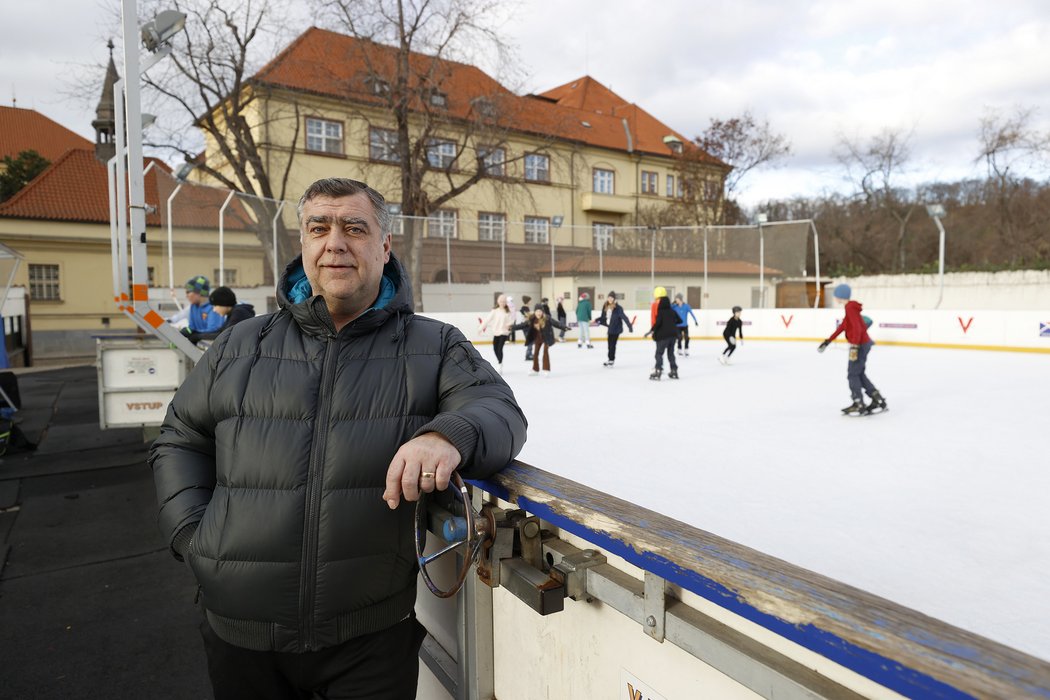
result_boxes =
[672,293,699,356]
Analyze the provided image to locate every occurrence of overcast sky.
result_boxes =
[2,0,1048,208]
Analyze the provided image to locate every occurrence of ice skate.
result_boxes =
[497,362,503,375]
[677,349,684,356]
[718,354,727,365]
[587,344,594,349]
[862,391,888,415]
[542,370,551,378]
[649,368,662,381]
[668,369,679,379]
[603,360,615,367]
[577,343,582,348]
[841,399,866,415]
[684,349,689,356]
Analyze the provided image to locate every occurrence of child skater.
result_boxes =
[511,307,567,376]
[672,293,699,356]
[719,306,744,365]
[818,284,888,415]
[479,294,514,373]
[644,293,680,380]
[597,291,633,367]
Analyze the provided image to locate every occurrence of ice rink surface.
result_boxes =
[492,335,1049,661]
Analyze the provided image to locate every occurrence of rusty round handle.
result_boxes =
[414,472,491,598]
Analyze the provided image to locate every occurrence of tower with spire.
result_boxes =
[92,40,120,163]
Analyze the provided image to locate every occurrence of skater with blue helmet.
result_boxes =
[818,284,887,415]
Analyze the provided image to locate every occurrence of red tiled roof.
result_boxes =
[0,147,253,230]
[544,253,782,276]
[0,106,92,163]
[252,27,721,162]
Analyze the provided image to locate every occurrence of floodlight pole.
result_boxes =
[271,201,286,287]
[120,0,200,361]
[932,215,946,309]
[756,213,768,308]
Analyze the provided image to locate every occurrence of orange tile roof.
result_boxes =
[0,147,253,230]
[252,27,722,162]
[0,106,92,163]
[544,253,782,276]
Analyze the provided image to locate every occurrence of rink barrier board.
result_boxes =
[435,308,1050,352]
[469,462,1050,700]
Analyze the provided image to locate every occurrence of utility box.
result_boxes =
[97,337,191,429]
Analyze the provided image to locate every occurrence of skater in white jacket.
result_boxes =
[480,294,515,372]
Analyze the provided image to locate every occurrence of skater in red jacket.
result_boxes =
[818,284,887,415]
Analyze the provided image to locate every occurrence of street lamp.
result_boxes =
[756,213,768,308]
[926,204,947,309]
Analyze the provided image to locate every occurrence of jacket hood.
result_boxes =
[276,252,414,337]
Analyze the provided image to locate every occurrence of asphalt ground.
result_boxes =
[0,366,211,699]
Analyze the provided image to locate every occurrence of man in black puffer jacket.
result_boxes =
[149,178,527,699]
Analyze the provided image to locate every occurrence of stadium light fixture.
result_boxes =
[141,10,186,52]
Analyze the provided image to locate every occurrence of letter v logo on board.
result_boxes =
[958,316,974,333]
[781,314,794,328]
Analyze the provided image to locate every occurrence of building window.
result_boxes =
[306,117,343,155]
[478,146,505,176]
[667,174,676,198]
[704,179,721,201]
[127,266,156,288]
[478,212,506,241]
[524,216,549,245]
[387,203,405,236]
[368,76,391,97]
[213,269,237,286]
[427,139,457,169]
[428,210,457,238]
[471,97,496,118]
[369,127,401,162]
[524,153,550,182]
[641,171,658,194]
[425,88,448,108]
[593,168,614,194]
[28,263,60,300]
[593,223,613,251]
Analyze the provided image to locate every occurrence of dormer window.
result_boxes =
[367,76,391,97]
[471,97,497,118]
[663,135,684,154]
[425,88,448,108]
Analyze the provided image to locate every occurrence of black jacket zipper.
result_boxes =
[299,334,339,650]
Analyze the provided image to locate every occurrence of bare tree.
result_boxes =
[976,106,1050,264]
[312,0,543,309]
[137,0,305,278]
[677,111,790,225]
[835,128,918,272]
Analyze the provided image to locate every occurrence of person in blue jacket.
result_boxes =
[672,293,699,356]
[182,275,226,334]
[597,291,633,367]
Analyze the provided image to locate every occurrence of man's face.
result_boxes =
[300,192,391,319]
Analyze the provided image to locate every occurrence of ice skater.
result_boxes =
[512,307,567,376]
[576,292,594,348]
[479,294,514,373]
[519,295,534,361]
[719,306,744,365]
[645,293,680,380]
[556,296,568,341]
[596,291,633,367]
[672,293,699,356]
[818,284,887,415]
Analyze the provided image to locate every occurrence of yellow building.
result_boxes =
[196,27,728,293]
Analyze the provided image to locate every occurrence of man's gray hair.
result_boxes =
[296,178,392,236]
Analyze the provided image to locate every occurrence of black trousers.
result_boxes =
[676,327,690,349]
[654,337,678,370]
[607,333,620,361]
[493,335,507,364]
[200,615,427,700]
[722,336,737,356]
